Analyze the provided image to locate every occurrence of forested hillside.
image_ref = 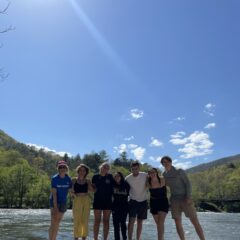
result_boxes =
[0,129,239,212]
[186,154,240,174]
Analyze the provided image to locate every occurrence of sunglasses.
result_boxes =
[58,166,67,169]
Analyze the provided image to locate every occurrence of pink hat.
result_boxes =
[57,160,68,167]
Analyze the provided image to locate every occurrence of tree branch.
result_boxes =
[0,1,10,14]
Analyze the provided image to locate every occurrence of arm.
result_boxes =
[179,169,192,202]
[91,175,97,193]
[160,176,166,187]
[71,178,76,198]
[125,181,130,195]
[51,187,58,212]
[145,175,150,188]
[87,179,95,192]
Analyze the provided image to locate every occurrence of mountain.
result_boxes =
[0,129,62,175]
[186,154,240,174]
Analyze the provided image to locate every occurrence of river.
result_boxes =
[0,209,239,240]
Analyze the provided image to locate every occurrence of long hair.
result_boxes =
[114,171,126,191]
[148,168,161,187]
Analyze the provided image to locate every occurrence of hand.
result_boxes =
[71,193,76,199]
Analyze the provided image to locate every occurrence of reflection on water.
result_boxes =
[0,209,240,240]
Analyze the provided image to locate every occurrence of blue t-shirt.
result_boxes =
[50,174,72,206]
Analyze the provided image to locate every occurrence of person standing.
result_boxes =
[92,162,114,240]
[49,160,72,240]
[112,172,130,240]
[125,161,148,240]
[147,167,169,240]
[161,156,205,240]
[71,164,93,240]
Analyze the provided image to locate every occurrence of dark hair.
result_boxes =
[76,164,89,178]
[130,160,141,168]
[148,168,161,186]
[160,156,172,164]
[114,171,127,191]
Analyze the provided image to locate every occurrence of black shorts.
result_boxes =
[150,198,169,215]
[50,201,67,213]
[128,199,148,220]
[93,199,112,210]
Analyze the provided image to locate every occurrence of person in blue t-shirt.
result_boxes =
[49,160,72,240]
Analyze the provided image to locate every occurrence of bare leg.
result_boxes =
[153,212,167,240]
[190,216,205,240]
[49,209,64,240]
[94,210,102,240]
[158,212,167,240]
[136,218,143,240]
[152,214,160,239]
[103,210,111,240]
[128,217,136,240]
[174,217,185,240]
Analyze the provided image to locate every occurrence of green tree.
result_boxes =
[11,160,36,207]
[82,152,105,173]
[0,167,16,207]
[25,174,50,208]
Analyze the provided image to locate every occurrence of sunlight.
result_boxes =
[68,0,134,80]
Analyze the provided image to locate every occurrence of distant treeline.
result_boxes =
[0,130,240,212]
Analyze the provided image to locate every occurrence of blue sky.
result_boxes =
[0,0,239,169]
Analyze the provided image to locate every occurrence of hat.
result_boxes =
[57,160,68,167]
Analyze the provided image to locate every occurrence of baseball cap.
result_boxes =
[57,160,68,168]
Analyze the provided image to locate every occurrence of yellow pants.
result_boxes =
[72,195,91,238]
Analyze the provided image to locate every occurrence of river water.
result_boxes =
[0,209,239,240]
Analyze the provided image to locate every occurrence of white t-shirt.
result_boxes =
[125,172,148,202]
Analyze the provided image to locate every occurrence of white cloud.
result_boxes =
[113,144,127,154]
[149,156,162,162]
[124,136,134,141]
[131,147,145,161]
[170,131,186,139]
[170,138,188,145]
[149,137,163,147]
[27,143,72,157]
[204,103,216,117]
[114,143,145,161]
[172,159,192,170]
[204,122,216,129]
[130,108,144,119]
[128,144,138,149]
[169,131,214,159]
[169,117,186,124]
[176,117,185,121]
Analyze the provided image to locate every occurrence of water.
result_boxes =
[0,209,239,240]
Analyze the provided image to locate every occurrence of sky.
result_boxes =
[0,0,239,169]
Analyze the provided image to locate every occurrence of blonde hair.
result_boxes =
[99,162,110,171]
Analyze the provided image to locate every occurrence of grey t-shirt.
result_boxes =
[163,166,191,200]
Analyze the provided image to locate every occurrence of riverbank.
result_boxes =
[196,201,240,213]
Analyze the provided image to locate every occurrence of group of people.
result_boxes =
[48,156,205,240]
